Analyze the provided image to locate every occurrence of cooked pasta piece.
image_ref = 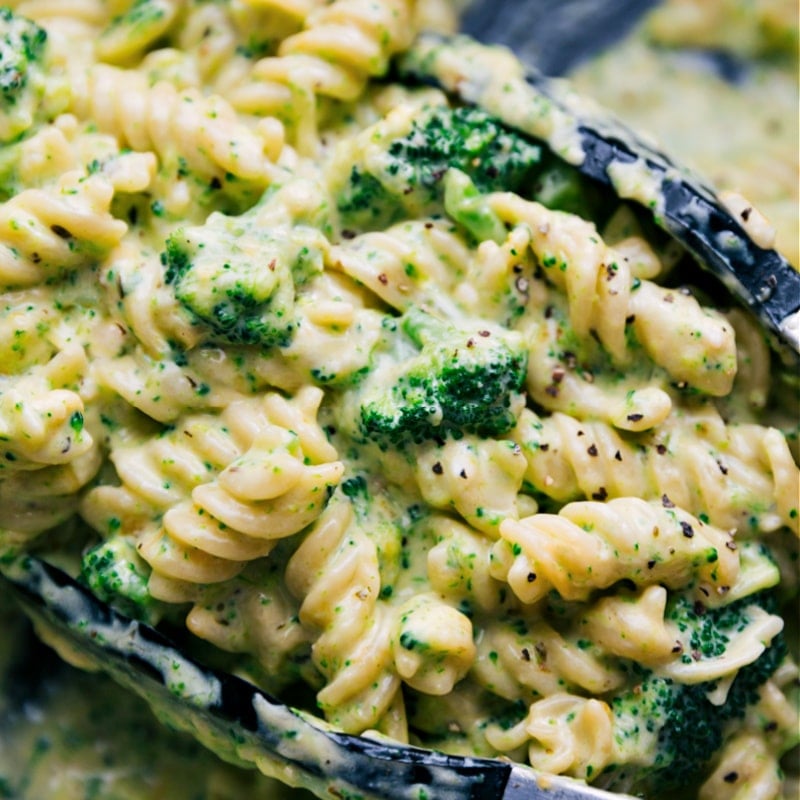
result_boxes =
[486,693,614,781]
[0,170,127,289]
[698,733,784,800]
[391,591,475,695]
[82,388,342,598]
[95,0,184,64]
[492,497,740,605]
[185,560,316,692]
[577,585,680,664]
[491,193,738,396]
[473,618,625,701]
[513,404,800,534]
[425,514,514,614]
[285,497,402,734]
[0,345,92,467]
[229,0,416,152]
[414,435,527,537]
[70,63,283,191]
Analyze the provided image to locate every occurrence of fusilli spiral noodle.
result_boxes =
[184,561,316,692]
[82,387,343,598]
[492,496,740,605]
[473,617,624,701]
[0,339,102,544]
[513,404,799,534]
[0,169,127,290]
[95,0,184,65]
[414,434,528,537]
[70,63,283,189]
[698,658,799,799]
[229,0,415,152]
[285,497,401,733]
[490,193,738,397]
[424,514,514,615]
[391,591,475,696]
[486,693,614,781]
[0,345,92,468]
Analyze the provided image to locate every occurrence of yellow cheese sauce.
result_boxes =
[570,1,799,266]
[0,1,797,799]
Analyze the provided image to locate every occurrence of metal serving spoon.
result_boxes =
[2,4,799,800]
[0,553,627,800]
[396,25,800,359]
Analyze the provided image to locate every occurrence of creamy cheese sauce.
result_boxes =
[569,7,799,266]
[0,1,797,799]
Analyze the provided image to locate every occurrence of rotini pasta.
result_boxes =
[229,0,415,152]
[70,62,283,194]
[1,2,797,799]
[491,193,738,396]
[486,692,615,780]
[82,388,343,599]
[0,169,127,289]
[285,497,401,734]
[512,404,799,534]
[492,496,740,605]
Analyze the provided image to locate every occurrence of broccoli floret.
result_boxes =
[333,104,541,231]
[98,0,181,64]
[356,307,528,447]
[163,210,322,348]
[0,8,45,106]
[601,590,787,797]
[529,152,610,222]
[443,168,508,244]
[80,537,167,624]
[0,7,49,142]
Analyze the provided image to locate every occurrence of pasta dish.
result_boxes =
[0,1,797,798]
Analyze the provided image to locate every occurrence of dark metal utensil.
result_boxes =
[396,33,800,359]
[0,554,629,800]
[4,6,798,799]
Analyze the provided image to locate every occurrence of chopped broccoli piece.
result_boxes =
[666,590,778,662]
[529,152,610,222]
[80,537,166,624]
[163,210,323,348]
[0,8,45,107]
[333,104,541,231]
[356,307,528,447]
[106,0,169,33]
[340,474,369,501]
[98,0,180,64]
[443,168,507,244]
[607,669,722,796]
[601,590,787,797]
[0,7,49,142]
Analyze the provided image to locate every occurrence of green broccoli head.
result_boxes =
[606,670,722,796]
[0,7,49,142]
[80,537,166,624]
[333,104,541,231]
[0,8,46,106]
[98,0,180,64]
[163,210,323,348]
[602,590,787,797]
[357,307,528,447]
[528,151,611,222]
